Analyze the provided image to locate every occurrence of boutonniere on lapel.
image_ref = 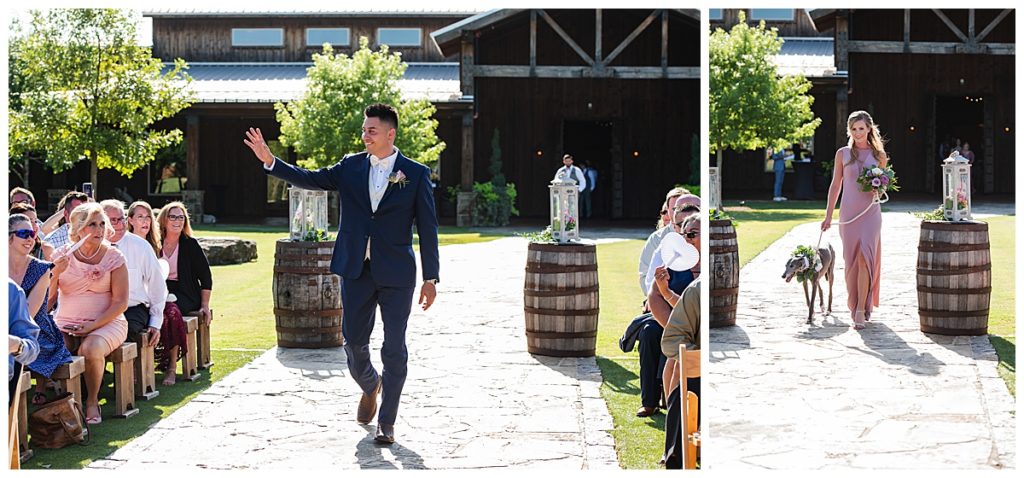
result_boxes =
[388,170,409,188]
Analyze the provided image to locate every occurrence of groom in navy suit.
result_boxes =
[244,103,439,444]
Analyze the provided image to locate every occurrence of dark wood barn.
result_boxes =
[716,9,1015,199]
[434,9,701,220]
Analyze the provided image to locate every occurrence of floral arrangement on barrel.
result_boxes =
[944,188,969,211]
[857,165,899,198]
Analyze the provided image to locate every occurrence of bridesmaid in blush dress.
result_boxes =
[821,110,887,330]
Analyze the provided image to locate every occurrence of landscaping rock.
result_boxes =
[196,237,257,265]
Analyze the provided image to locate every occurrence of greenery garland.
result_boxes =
[790,245,821,283]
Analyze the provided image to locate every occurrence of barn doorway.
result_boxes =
[935,95,986,193]
[562,120,615,219]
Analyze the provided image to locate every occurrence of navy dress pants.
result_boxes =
[637,321,667,408]
[341,260,415,426]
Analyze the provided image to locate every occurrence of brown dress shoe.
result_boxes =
[636,406,659,418]
[374,423,395,444]
[357,380,382,424]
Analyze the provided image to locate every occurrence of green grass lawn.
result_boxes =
[594,239,665,469]
[23,225,503,469]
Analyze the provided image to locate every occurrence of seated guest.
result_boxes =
[126,201,162,255]
[157,202,212,385]
[655,212,701,400]
[101,200,171,353]
[51,203,129,424]
[9,213,73,405]
[660,276,701,469]
[638,188,700,296]
[10,203,54,261]
[9,279,40,404]
[9,187,35,207]
[42,191,89,248]
[634,206,699,418]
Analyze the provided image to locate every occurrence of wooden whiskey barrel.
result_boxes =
[523,242,599,357]
[710,219,739,328]
[273,240,344,348]
[917,221,991,335]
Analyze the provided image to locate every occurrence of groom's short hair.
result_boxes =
[365,103,399,131]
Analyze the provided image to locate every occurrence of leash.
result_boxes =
[817,191,888,249]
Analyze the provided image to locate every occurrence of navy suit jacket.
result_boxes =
[266,152,440,288]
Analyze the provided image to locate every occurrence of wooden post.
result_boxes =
[17,371,32,464]
[182,317,201,381]
[108,343,139,419]
[196,308,214,369]
[186,114,200,189]
[530,10,537,77]
[52,356,85,409]
[134,332,160,400]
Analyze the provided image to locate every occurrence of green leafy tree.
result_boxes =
[709,11,820,170]
[276,37,445,169]
[9,9,193,189]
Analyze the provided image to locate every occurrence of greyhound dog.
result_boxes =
[782,243,835,324]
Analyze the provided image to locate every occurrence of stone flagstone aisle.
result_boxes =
[708,212,1015,469]
[89,237,618,470]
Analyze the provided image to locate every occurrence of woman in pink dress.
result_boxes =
[821,110,887,330]
[51,203,129,424]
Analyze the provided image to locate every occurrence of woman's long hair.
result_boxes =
[845,110,887,165]
[128,201,162,255]
[157,201,194,240]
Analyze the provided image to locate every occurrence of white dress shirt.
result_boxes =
[366,148,400,260]
[552,165,587,192]
[638,225,672,297]
[110,231,168,329]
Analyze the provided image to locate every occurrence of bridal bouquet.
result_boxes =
[857,165,899,195]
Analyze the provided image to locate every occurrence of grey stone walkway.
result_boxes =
[89,237,618,470]
[708,212,1015,469]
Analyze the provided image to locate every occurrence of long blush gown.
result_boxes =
[837,146,882,320]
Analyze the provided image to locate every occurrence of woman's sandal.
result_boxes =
[86,405,102,425]
[31,391,48,406]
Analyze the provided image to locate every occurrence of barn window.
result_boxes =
[709,9,723,21]
[306,28,350,47]
[231,28,284,47]
[377,28,422,47]
[750,9,795,21]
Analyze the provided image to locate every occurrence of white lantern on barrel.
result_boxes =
[549,173,580,243]
[942,151,972,222]
[289,187,329,241]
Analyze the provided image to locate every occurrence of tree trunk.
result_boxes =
[717,148,723,170]
[90,152,98,195]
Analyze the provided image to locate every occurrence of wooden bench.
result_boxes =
[107,342,140,418]
[64,338,139,419]
[133,332,159,400]
[9,371,26,469]
[194,309,214,370]
[52,356,86,409]
[679,346,700,470]
[16,371,32,465]
[180,316,200,381]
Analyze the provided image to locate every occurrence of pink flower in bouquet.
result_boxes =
[871,178,882,187]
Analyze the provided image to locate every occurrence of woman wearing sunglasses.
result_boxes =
[8,213,74,405]
[126,200,162,256]
[156,201,212,385]
[50,203,130,424]
[9,202,54,261]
